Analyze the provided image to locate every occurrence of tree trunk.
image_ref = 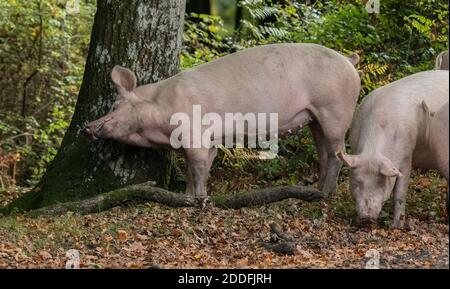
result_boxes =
[235,4,243,29]
[8,0,186,211]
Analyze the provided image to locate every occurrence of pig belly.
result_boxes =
[278,110,314,134]
[210,109,313,146]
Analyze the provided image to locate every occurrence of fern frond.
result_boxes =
[247,7,279,21]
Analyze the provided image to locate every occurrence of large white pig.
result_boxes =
[84,43,361,201]
[338,70,449,228]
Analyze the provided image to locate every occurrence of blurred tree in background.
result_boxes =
[0,0,448,194]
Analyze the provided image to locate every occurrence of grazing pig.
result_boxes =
[435,50,449,70]
[423,101,449,205]
[84,43,361,200]
[338,70,449,228]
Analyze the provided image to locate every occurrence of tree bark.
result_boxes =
[8,0,186,211]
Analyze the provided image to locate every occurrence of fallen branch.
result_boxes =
[263,241,297,255]
[0,133,33,145]
[214,185,323,209]
[25,182,323,217]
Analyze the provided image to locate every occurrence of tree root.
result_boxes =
[262,223,298,255]
[25,182,323,217]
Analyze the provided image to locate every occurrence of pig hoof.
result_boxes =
[358,218,378,229]
[390,221,405,229]
[321,190,333,198]
[320,187,336,198]
[195,197,212,210]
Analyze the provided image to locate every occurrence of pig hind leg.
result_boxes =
[315,118,347,197]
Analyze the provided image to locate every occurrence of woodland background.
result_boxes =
[0,0,448,268]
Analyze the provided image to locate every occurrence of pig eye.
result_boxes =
[353,176,364,184]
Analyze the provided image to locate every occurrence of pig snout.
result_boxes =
[82,119,107,140]
[82,116,113,140]
[81,124,90,134]
[82,122,98,140]
[355,199,383,228]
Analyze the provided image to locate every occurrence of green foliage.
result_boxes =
[0,0,96,186]
[237,0,448,94]
[1,0,448,190]
[238,0,300,42]
[182,13,238,68]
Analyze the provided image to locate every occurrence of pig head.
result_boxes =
[337,152,401,225]
[338,70,449,228]
[83,66,170,149]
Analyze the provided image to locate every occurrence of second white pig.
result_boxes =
[338,70,449,228]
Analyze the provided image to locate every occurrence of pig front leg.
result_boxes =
[184,147,217,202]
[311,107,350,197]
[392,166,412,229]
[185,164,195,195]
[310,122,328,191]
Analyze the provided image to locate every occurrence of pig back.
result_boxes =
[165,43,360,125]
[350,70,449,162]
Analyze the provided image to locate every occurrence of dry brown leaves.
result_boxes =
[0,172,448,269]
[0,197,447,269]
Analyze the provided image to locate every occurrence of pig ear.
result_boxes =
[421,101,435,117]
[111,65,137,92]
[336,151,360,168]
[378,156,402,177]
[421,101,434,140]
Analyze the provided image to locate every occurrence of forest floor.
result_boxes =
[0,170,448,269]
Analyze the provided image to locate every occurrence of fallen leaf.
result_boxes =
[39,250,52,260]
[117,230,128,242]
[129,241,145,252]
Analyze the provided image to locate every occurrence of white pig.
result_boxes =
[84,43,361,200]
[338,70,449,228]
